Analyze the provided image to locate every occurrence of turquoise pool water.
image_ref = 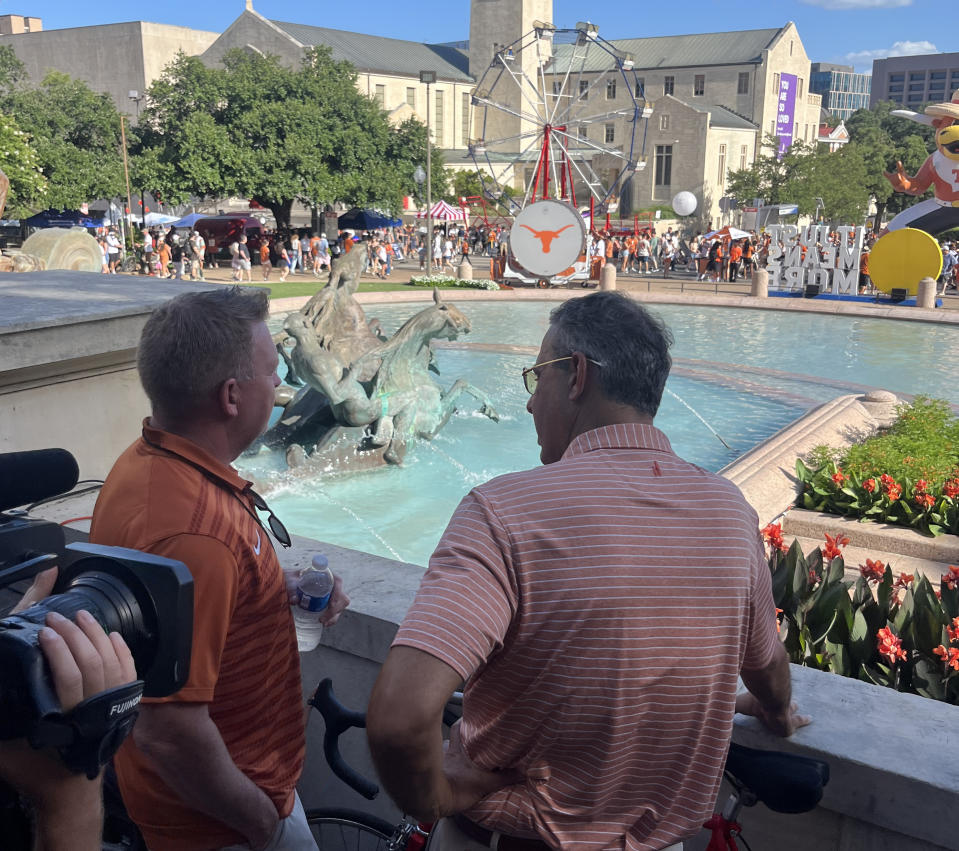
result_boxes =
[239,302,957,566]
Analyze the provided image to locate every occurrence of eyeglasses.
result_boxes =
[248,488,292,548]
[522,356,604,395]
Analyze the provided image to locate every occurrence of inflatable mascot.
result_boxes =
[883,90,959,235]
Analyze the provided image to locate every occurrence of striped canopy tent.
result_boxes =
[416,200,467,221]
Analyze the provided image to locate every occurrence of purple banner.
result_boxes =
[776,73,797,159]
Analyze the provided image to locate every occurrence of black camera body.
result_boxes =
[0,542,194,742]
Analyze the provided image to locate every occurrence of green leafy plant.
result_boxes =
[796,397,959,536]
[408,274,499,291]
[762,523,959,703]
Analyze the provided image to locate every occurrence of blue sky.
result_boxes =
[9,0,953,73]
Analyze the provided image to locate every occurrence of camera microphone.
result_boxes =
[0,450,80,513]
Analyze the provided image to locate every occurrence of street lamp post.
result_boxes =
[420,70,436,272]
[128,90,146,229]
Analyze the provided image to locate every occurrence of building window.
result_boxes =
[908,82,924,91]
[660,114,670,131]
[406,87,416,109]
[930,70,946,80]
[374,84,385,107]
[579,79,589,100]
[635,78,645,98]
[606,79,616,99]
[770,120,775,136]
[717,143,726,185]
[654,145,673,187]
[578,125,588,139]
[909,72,925,81]
[462,92,470,145]
[930,81,946,91]
[605,123,615,143]
[694,74,705,96]
[773,73,780,92]
[798,77,804,98]
[552,81,563,95]
[737,72,749,95]
[888,84,904,93]
[907,93,924,102]
[435,89,445,142]
[663,76,674,96]
[889,73,904,82]
[789,40,794,57]
[740,144,748,170]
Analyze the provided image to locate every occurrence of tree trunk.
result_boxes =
[259,198,293,229]
[874,200,887,231]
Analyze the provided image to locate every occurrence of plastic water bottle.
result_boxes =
[292,555,334,652]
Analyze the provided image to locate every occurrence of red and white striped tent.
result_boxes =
[415,200,467,221]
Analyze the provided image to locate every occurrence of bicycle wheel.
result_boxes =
[305,808,395,850]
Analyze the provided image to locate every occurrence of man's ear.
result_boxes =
[219,378,241,418]
[567,351,590,402]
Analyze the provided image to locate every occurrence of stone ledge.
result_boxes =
[785,509,959,565]
[719,392,901,526]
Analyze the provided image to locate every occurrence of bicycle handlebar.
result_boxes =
[308,679,380,800]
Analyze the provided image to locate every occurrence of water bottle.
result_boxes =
[292,555,334,652]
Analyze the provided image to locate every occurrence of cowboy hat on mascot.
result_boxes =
[883,89,959,235]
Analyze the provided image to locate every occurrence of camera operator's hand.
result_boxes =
[11,565,58,613]
[0,610,137,851]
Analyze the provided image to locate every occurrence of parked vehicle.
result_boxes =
[193,215,264,261]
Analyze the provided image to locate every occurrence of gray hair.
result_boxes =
[548,291,673,417]
[137,286,270,419]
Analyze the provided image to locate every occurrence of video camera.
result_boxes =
[0,449,193,777]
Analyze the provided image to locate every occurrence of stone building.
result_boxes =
[0,17,218,118]
[0,1,825,225]
[870,52,959,109]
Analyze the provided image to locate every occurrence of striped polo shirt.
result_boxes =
[90,422,305,851]
[394,423,779,850]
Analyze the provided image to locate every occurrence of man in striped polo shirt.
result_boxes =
[90,288,348,851]
[368,292,808,850]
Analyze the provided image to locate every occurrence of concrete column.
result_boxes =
[916,276,936,309]
[599,262,616,291]
[751,268,768,298]
[456,261,473,281]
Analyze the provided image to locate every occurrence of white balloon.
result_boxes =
[672,191,698,217]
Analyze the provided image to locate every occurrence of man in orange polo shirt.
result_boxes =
[89,287,348,851]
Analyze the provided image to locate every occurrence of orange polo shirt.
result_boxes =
[89,422,305,851]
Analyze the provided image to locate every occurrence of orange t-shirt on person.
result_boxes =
[89,422,305,851]
[730,244,743,263]
[260,242,270,264]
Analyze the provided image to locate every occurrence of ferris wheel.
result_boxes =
[469,22,652,219]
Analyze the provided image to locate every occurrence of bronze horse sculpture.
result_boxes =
[261,270,499,470]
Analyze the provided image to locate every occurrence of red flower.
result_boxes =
[761,522,788,554]
[947,617,959,644]
[915,492,935,510]
[892,572,913,590]
[832,471,847,486]
[914,479,929,493]
[944,480,959,499]
[934,644,959,671]
[822,532,850,561]
[885,482,902,501]
[943,566,959,591]
[808,568,820,585]
[880,473,895,486]
[877,627,907,665]
[859,559,886,583]
[863,478,877,493]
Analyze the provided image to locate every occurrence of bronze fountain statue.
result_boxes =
[257,244,499,473]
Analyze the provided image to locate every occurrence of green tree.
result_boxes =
[0,45,25,96]
[138,48,445,227]
[1,71,124,210]
[725,135,869,222]
[845,101,935,226]
[447,169,484,204]
[0,112,47,216]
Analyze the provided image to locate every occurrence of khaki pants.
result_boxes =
[424,817,683,851]
[218,792,318,851]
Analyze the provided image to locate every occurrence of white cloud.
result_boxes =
[845,40,938,70]
[801,0,912,8]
